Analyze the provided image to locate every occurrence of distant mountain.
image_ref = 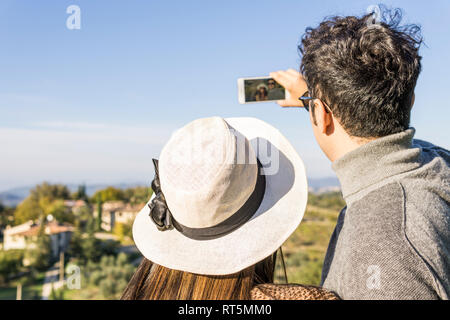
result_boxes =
[0,178,341,207]
[0,182,147,207]
[0,192,24,207]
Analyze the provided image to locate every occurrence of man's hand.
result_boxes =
[270,69,308,108]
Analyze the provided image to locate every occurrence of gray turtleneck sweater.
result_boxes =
[320,128,450,300]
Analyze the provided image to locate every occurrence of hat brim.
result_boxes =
[133,117,308,275]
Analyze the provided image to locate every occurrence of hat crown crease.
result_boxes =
[159,117,258,229]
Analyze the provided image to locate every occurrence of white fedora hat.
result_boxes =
[133,117,308,275]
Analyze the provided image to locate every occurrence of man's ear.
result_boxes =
[411,92,415,109]
[312,100,332,134]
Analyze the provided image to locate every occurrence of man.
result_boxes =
[271,9,450,299]
[267,79,285,100]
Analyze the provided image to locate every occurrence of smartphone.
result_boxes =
[237,76,289,104]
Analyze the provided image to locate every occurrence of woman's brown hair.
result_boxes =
[121,252,276,300]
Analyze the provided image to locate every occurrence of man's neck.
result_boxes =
[331,128,421,201]
[329,134,376,163]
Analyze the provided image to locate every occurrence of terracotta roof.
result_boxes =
[63,200,87,208]
[12,221,74,237]
[102,201,125,211]
[123,203,144,212]
[101,201,144,213]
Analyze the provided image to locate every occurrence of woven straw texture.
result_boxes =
[251,284,340,300]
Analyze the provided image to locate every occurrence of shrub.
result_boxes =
[0,249,24,284]
[78,253,135,299]
[25,224,52,271]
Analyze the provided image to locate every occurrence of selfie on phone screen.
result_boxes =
[238,77,287,104]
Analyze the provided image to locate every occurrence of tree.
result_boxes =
[81,217,102,263]
[76,205,94,222]
[15,196,73,225]
[72,184,88,202]
[68,217,119,264]
[25,222,52,271]
[30,182,70,201]
[123,186,153,205]
[46,200,75,224]
[0,203,15,229]
[96,197,102,232]
[14,196,43,224]
[68,220,84,262]
[0,250,24,285]
[85,253,135,299]
[91,187,124,203]
[113,221,132,242]
[14,183,72,224]
[112,223,125,242]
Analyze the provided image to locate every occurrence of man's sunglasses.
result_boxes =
[298,91,332,113]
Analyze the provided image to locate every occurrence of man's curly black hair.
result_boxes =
[299,6,423,138]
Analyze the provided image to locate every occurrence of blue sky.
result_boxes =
[0,0,449,191]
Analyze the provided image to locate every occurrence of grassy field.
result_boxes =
[58,284,103,300]
[274,193,343,286]
[0,272,45,300]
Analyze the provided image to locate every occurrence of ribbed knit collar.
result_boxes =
[332,128,422,201]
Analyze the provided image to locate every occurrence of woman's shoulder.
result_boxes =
[250,283,340,300]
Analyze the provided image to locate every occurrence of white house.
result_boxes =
[3,220,74,259]
[93,201,143,232]
[63,199,89,215]
[2,221,35,251]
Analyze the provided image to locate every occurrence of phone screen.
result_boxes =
[243,78,286,103]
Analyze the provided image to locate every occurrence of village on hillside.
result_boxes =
[0,182,345,300]
[0,183,151,300]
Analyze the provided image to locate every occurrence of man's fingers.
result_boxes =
[270,72,287,88]
[271,71,296,90]
[270,71,286,84]
[271,69,308,108]
[286,69,305,85]
[277,99,300,108]
[272,70,296,82]
[277,99,290,107]
[287,68,301,77]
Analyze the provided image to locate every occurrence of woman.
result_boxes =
[254,83,269,101]
[122,117,338,300]
[121,253,276,299]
